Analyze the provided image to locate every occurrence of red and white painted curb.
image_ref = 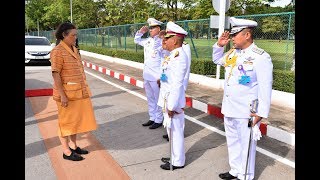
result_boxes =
[25,88,53,97]
[82,60,295,146]
[83,61,144,89]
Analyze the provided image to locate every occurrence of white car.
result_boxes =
[25,35,54,65]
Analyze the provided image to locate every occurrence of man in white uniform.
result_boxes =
[212,17,273,180]
[157,21,189,170]
[134,18,164,129]
[159,30,191,141]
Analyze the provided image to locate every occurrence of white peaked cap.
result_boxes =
[147,18,163,27]
[229,17,257,35]
[164,21,188,38]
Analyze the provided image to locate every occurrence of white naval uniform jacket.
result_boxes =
[157,47,188,112]
[182,43,191,91]
[212,42,273,118]
[158,42,191,91]
[134,32,162,81]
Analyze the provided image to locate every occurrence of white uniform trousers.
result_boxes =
[165,111,185,167]
[144,80,163,123]
[224,117,260,180]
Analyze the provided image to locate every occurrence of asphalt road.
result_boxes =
[25,65,295,180]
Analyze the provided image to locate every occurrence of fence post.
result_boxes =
[285,13,293,70]
[108,28,110,48]
[102,28,105,47]
[184,21,198,58]
[135,24,138,52]
[95,28,97,47]
[85,29,88,46]
[124,26,127,50]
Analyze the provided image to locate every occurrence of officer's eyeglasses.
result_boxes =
[149,26,157,30]
[230,31,242,38]
[164,34,175,39]
[230,28,248,38]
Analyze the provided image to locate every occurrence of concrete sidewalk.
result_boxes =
[79,50,295,146]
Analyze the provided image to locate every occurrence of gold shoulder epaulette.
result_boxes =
[183,41,188,45]
[252,47,264,55]
[225,48,235,55]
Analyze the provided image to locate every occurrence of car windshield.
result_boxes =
[25,37,51,46]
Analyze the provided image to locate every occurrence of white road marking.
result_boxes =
[85,70,295,169]
[25,66,51,70]
[86,71,147,101]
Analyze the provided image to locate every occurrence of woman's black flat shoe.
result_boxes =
[63,151,84,161]
[69,147,89,154]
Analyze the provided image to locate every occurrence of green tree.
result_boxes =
[25,0,52,31]
[227,0,267,16]
[42,0,70,30]
[191,0,216,19]
[152,0,196,21]
[261,16,285,39]
[72,0,101,28]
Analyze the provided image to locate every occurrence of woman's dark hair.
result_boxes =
[55,22,76,45]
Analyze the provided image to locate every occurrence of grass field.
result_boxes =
[79,35,294,71]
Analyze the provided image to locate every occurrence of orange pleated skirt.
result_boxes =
[56,98,98,137]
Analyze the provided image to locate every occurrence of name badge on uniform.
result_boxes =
[243,61,254,71]
[160,73,168,82]
[238,65,250,84]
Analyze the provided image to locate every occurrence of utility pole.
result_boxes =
[37,19,40,36]
[25,0,29,35]
[211,0,230,79]
[26,16,28,34]
[70,0,73,23]
[216,0,226,79]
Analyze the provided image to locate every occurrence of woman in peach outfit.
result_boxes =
[51,22,97,161]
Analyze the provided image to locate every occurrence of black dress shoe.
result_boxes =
[161,157,170,163]
[163,134,168,138]
[162,134,169,141]
[63,151,84,161]
[160,162,184,170]
[69,147,89,154]
[218,172,237,179]
[142,120,154,126]
[149,122,162,129]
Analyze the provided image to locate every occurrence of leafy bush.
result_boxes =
[273,69,295,93]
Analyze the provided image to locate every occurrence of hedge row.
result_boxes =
[80,45,294,93]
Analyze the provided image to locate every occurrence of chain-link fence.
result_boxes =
[33,12,294,71]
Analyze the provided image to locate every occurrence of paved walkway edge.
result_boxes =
[80,60,295,146]
[27,96,131,179]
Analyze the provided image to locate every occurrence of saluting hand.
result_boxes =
[139,26,149,34]
[217,31,230,47]
[159,30,166,39]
